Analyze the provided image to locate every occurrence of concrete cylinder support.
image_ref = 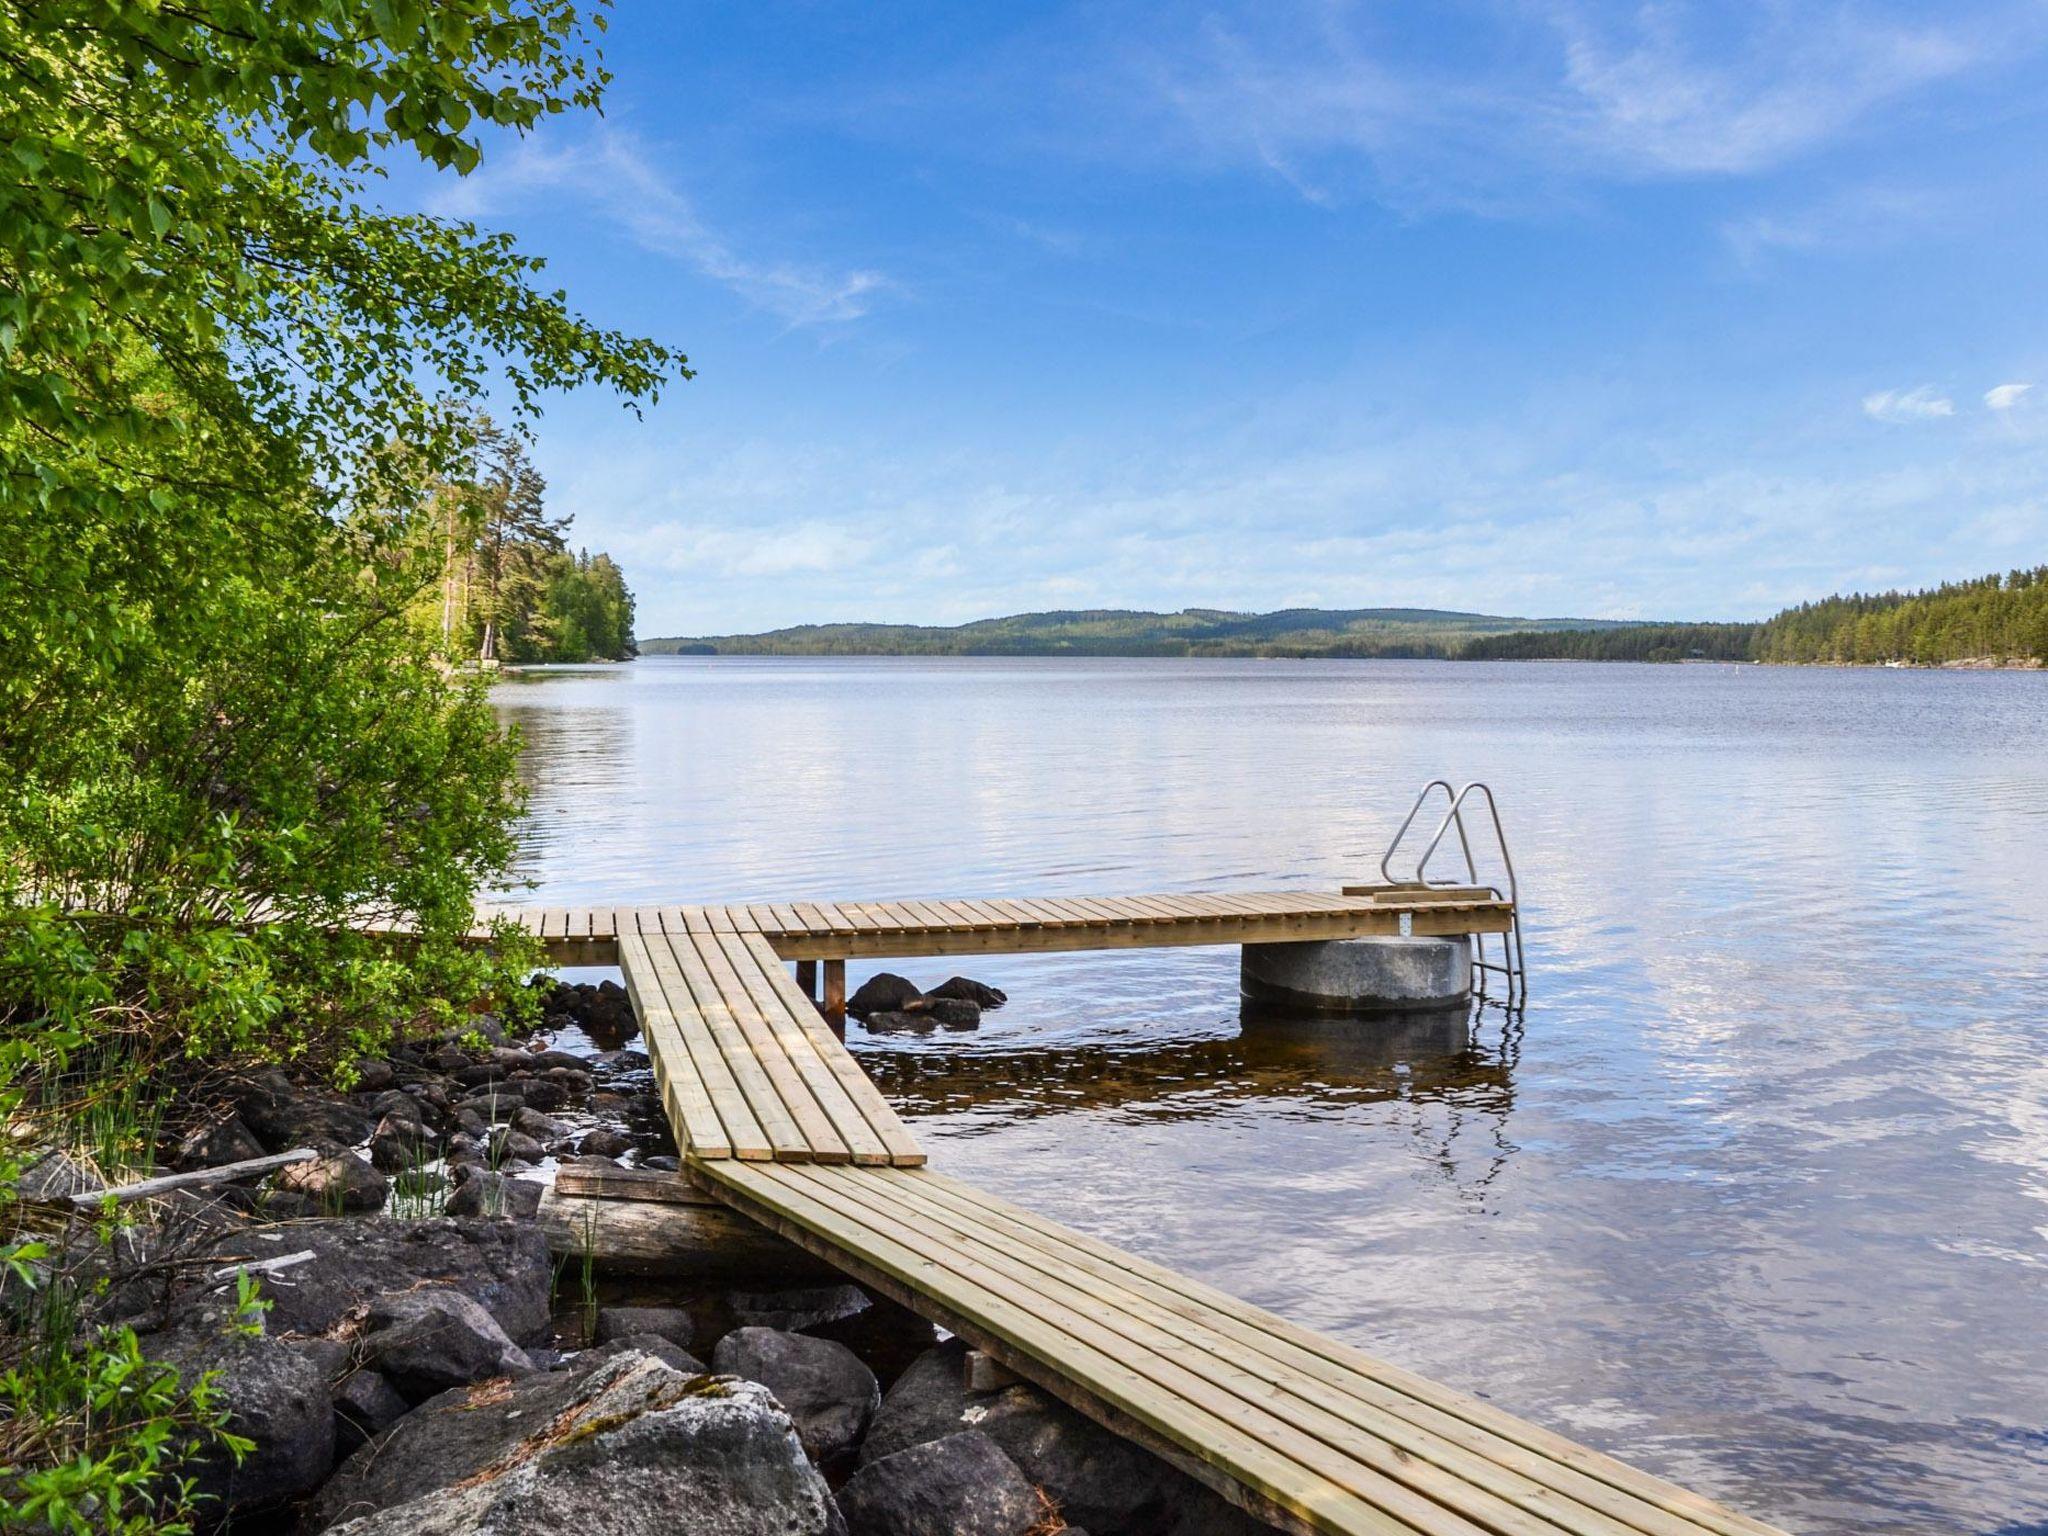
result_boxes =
[1241,937,1472,1015]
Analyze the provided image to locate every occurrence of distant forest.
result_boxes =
[643,569,2048,667]
[1467,567,2048,666]
[641,606,1641,659]
[412,418,637,665]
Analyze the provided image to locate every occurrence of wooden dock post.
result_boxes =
[823,957,846,1033]
[796,958,817,1000]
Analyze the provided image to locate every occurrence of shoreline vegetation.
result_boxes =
[640,565,2048,669]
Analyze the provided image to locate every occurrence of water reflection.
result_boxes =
[863,999,1521,1205]
[495,657,2048,1536]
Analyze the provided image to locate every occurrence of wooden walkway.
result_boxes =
[512,883,1786,1536]
[483,885,1515,968]
[703,1161,1788,1536]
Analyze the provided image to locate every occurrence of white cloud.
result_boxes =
[1721,184,1954,266]
[1123,1,2041,211]
[1862,386,1955,422]
[428,130,886,328]
[1985,382,2034,411]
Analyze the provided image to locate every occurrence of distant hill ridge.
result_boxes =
[639,605,1649,659]
[640,567,2048,666]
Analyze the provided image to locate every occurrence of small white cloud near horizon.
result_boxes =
[1862,385,1955,422]
[1985,382,2034,411]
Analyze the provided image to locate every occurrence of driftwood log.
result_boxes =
[537,1164,837,1283]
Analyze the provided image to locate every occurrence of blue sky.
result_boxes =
[408,1,2048,635]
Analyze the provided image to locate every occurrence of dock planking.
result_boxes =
[486,880,1785,1536]
[474,888,1515,967]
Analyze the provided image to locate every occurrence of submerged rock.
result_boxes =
[316,1351,834,1536]
[923,977,1008,1009]
[863,1010,936,1035]
[846,972,923,1019]
[837,1430,1043,1536]
[902,996,981,1029]
[712,1325,879,1466]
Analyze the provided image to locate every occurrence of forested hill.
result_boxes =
[639,606,1643,658]
[1463,567,2048,666]
[645,569,2048,666]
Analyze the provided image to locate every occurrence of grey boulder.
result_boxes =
[712,1325,878,1466]
[594,1304,697,1351]
[273,1151,389,1214]
[837,1430,1043,1536]
[924,976,1008,1009]
[148,1325,336,1517]
[362,1289,534,1402]
[863,1340,1177,1532]
[444,1169,542,1220]
[318,1352,835,1536]
[846,972,923,1018]
[334,1369,412,1458]
[201,1217,553,1345]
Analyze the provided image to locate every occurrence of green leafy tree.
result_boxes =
[1,0,688,1067]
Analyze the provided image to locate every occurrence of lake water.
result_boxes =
[493,656,2048,1536]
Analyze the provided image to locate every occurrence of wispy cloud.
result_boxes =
[1863,386,1956,422]
[1722,184,1957,266]
[1985,382,2034,411]
[1126,1,2041,212]
[429,129,887,328]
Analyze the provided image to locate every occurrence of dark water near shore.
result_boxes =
[493,656,2048,1536]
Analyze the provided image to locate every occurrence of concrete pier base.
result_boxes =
[1241,936,1471,1016]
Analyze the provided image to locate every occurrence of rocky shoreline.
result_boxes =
[19,977,1265,1535]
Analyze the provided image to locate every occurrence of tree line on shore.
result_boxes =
[409,419,636,666]
[1463,567,2048,665]
[647,570,2048,665]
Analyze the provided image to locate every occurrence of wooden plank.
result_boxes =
[810,1170,1649,1536]
[616,935,734,1160]
[736,936,925,1168]
[874,1175,1707,1536]
[555,1163,711,1205]
[838,902,886,932]
[978,898,1047,928]
[710,1162,1461,1536]
[919,1173,1781,1536]
[924,899,992,930]
[802,901,859,936]
[689,929,852,1165]
[713,931,887,1165]
[649,929,792,1160]
[899,899,958,930]
[766,903,810,936]
[668,931,820,1163]
[873,901,931,931]
[706,905,741,935]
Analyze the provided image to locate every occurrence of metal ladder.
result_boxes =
[1380,780,1527,1007]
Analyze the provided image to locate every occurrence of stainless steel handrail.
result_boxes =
[1380,780,1526,1007]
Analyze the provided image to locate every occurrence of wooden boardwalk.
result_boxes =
[482,885,1515,968]
[507,884,1786,1536]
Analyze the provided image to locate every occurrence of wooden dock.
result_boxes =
[499,887,1788,1536]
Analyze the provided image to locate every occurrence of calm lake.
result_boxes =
[493,656,2048,1536]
